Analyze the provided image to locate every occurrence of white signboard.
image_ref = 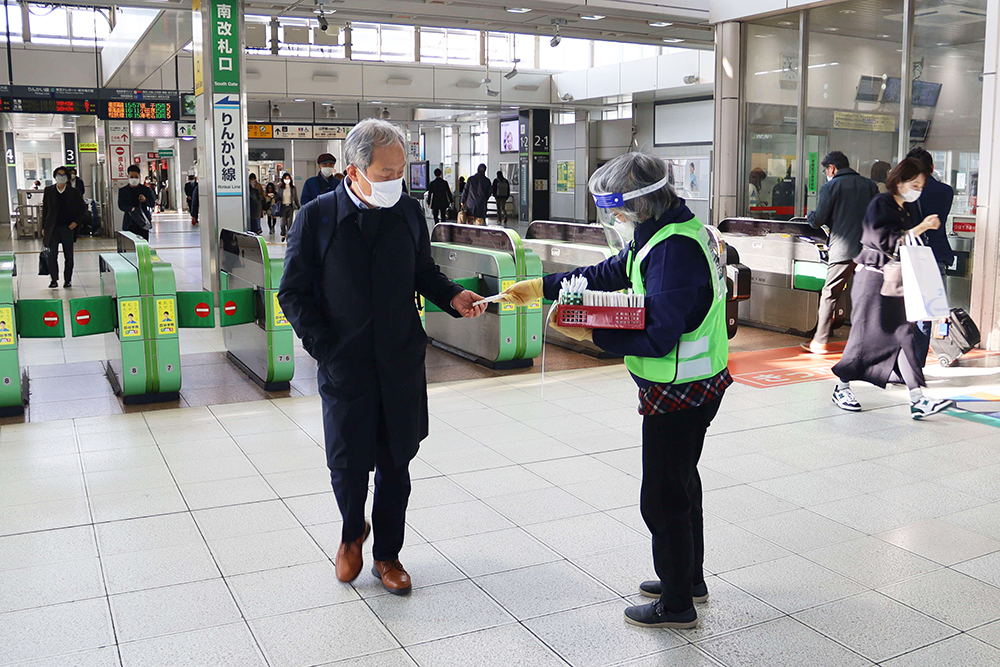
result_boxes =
[213,93,243,196]
[107,122,130,146]
[312,125,352,140]
[111,144,132,181]
[272,125,313,139]
[176,123,197,137]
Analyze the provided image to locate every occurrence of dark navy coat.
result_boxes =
[915,175,955,267]
[278,182,464,471]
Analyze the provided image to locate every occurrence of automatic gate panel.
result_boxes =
[0,349,21,407]
[69,296,116,337]
[176,291,215,328]
[16,299,66,338]
[423,276,482,313]
[218,288,256,327]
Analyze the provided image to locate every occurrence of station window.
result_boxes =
[0,3,24,43]
[552,111,576,125]
[69,8,111,47]
[421,27,480,66]
[380,24,415,62]
[444,126,454,163]
[594,41,659,68]
[28,4,70,45]
[538,37,592,72]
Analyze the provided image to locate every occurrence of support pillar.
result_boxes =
[711,22,742,224]
[193,0,249,292]
[970,0,1000,350]
[517,109,550,224]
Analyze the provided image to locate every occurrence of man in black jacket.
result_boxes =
[460,163,491,224]
[41,166,87,288]
[278,119,486,597]
[804,151,879,354]
[492,170,511,225]
[118,164,155,240]
[424,168,453,223]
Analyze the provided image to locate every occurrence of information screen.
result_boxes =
[0,97,97,114]
[100,100,177,120]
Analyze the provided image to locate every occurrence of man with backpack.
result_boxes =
[492,170,511,225]
[278,119,486,598]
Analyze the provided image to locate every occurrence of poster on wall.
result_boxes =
[556,161,575,193]
[665,156,710,222]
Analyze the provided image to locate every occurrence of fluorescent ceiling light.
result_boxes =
[581,15,604,21]
[649,21,672,28]
[823,27,839,31]
[506,7,532,13]
[778,21,794,26]
[293,98,305,102]
[662,38,684,43]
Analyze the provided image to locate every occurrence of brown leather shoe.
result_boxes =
[335,522,370,583]
[372,559,412,595]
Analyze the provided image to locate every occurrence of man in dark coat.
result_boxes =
[41,165,87,288]
[804,151,879,354]
[118,164,155,240]
[460,163,491,224]
[424,168,453,223]
[300,153,342,206]
[278,118,486,596]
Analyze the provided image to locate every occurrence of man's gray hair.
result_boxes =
[344,118,405,172]
[588,152,677,222]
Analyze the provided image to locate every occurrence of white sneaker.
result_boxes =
[910,397,955,420]
[832,386,862,412]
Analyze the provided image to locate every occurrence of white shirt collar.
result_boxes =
[344,177,370,210]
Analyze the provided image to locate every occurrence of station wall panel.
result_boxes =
[361,64,435,101]
[8,49,100,88]
[247,59,292,96]
[587,63,623,101]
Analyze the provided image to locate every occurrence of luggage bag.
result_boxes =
[931,307,980,367]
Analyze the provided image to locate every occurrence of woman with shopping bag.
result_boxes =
[830,157,954,419]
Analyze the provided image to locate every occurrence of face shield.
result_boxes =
[591,175,668,253]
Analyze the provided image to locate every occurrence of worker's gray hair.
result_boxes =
[588,152,677,223]
[344,118,405,172]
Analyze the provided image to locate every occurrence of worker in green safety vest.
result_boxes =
[502,152,731,630]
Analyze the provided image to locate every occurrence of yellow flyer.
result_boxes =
[120,300,142,338]
[272,292,289,327]
[157,298,176,335]
[0,307,13,346]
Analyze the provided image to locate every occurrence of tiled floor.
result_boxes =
[2,362,1000,666]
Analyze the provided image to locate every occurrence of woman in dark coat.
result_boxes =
[264,182,278,234]
[831,157,954,420]
[248,173,264,234]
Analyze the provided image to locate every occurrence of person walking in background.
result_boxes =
[68,167,85,196]
[425,168,453,224]
[457,176,466,200]
[119,164,155,240]
[189,180,199,226]
[184,174,197,218]
[301,153,342,206]
[461,164,491,225]
[871,160,891,194]
[831,158,954,419]
[906,147,956,366]
[277,172,299,242]
[41,166,87,289]
[748,167,767,207]
[264,182,278,234]
[802,151,879,355]
[492,170,511,225]
[248,173,264,234]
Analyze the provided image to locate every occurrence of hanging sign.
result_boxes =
[272,125,313,139]
[833,111,896,133]
[312,125,352,139]
[211,0,241,92]
[248,124,273,139]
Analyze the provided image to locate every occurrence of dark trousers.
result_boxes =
[641,396,723,613]
[815,261,855,344]
[328,407,411,562]
[47,226,75,282]
[432,206,447,223]
[495,197,508,224]
[281,208,295,237]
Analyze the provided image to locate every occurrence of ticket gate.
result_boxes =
[428,223,543,369]
[69,232,215,404]
[717,217,840,336]
[218,230,294,391]
[0,253,69,415]
[522,221,622,357]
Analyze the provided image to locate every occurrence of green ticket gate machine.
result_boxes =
[522,221,624,358]
[69,232,215,404]
[428,223,543,369]
[218,229,294,391]
[0,253,68,416]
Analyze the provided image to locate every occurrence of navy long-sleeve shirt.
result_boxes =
[541,203,713,388]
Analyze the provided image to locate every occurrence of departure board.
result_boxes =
[0,97,97,114]
[100,100,177,120]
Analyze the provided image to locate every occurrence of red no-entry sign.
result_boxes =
[43,311,60,327]
[195,303,211,318]
[223,301,237,317]
[75,310,91,326]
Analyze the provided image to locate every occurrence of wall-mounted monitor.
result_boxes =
[499,118,519,153]
[409,161,429,192]
[882,78,942,107]
[910,119,931,142]
[181,94,196,117]
[856,75,883,102]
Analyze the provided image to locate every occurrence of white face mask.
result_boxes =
[320,167,335,178]
[284,178,291,184]
[355,168,403,208]
[55,175,68,185]
[129,178,140,187]
[900,186,921,203]
[69,175,76,182]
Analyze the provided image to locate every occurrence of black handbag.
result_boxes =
[38,248,50,276]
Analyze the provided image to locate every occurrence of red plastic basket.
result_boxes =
[556,305,645,330]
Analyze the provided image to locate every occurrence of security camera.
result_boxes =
[683,75,699,85]
[550,34,561,47]
[560,93,573,102]
[318,14,329,31]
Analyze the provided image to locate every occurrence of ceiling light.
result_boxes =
[778,20,794,26]
[839,9,856,13]
[877,34,891,38]
[581,14,604,20]
[293,98,305,102]
[648,21,672,28]
[662,38,684,43]
[823,27,839,31]
[271,103,281,117]
[506,7,531,13]
[326,106,337,119]
[379,107,391,120]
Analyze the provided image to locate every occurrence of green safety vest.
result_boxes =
[625,216,729,385]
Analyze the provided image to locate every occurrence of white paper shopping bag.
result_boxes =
[901,235,949,321]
